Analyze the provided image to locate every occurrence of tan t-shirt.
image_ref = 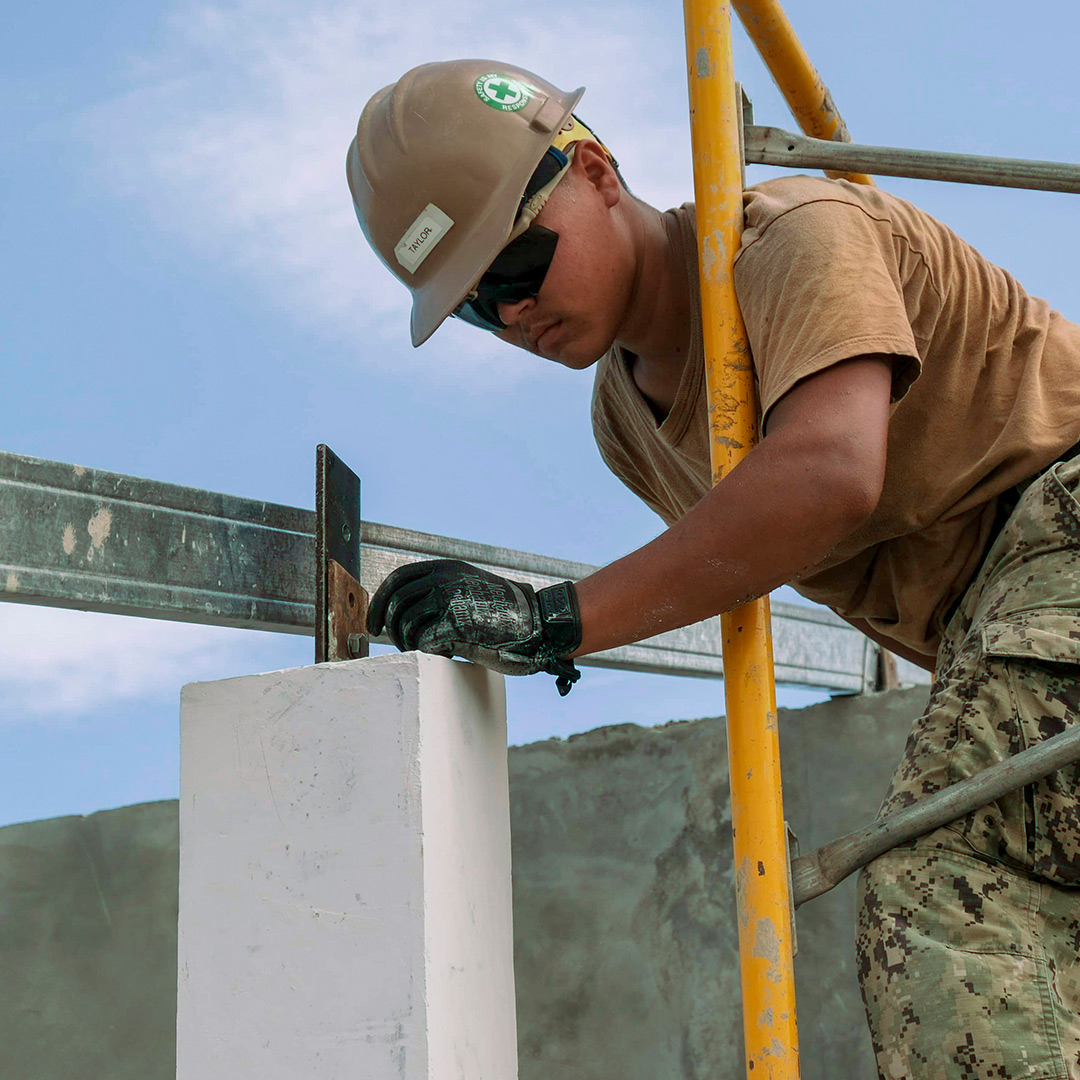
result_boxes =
[591,174,1080,660]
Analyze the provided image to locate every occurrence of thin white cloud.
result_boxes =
[81,0,696,376]
[0,604,305,724]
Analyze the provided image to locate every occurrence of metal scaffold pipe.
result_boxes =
[682,2,800,1077]
[732,0,872,185]
[744,126,1080,195]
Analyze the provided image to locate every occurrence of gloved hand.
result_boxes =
[367,559,582,696]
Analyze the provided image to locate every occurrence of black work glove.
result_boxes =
[367,559,582,696]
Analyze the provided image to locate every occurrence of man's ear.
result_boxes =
[571,140,622,208]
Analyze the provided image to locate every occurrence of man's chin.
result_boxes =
[551,334,614,370]
[496,328,609,369]
[556,352,606,371]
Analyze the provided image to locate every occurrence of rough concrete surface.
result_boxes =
[0,686,928,1080]
[510,686,927,1080]
[0,799,178,1080]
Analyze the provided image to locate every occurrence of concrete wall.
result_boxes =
[0,685,927,1079]
[509,686,926,1080]
[0,800,178,1080]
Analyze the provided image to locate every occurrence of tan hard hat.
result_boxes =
[347,60,584,347]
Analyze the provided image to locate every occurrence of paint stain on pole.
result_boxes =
[752,916,782,983]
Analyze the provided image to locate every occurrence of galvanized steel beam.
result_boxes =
[0,449,894,691]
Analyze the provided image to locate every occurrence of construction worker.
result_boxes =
[348,60,1080,1078]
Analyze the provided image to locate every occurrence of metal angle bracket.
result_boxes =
[784,821,799,958]
[315,444,369,664]
[740,86,754,130]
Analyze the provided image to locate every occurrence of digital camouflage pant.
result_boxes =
[857,454,1080,1079]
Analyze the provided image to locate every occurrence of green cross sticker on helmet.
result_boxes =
[475,73,532,112]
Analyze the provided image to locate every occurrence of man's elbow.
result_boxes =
[757,420,887,545]
[839,468,883,529]
[803,454,884,542]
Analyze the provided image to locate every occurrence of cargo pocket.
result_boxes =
[859,848,1070,1080]
[981,610,1080,884]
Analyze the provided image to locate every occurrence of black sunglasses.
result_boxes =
[452,146,568,333]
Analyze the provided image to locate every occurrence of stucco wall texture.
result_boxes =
[0,685,927,1080]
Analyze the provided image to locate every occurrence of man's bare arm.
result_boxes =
[572,355,895,657]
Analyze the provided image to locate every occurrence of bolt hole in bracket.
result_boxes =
[315,444,369,663]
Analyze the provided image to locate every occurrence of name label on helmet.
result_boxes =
[395,204,454,274]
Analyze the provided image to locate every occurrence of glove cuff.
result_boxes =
[536,580,583,658]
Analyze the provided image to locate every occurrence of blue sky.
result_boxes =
[2,0,1077,826]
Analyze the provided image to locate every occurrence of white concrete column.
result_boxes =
[176,652,517,1080]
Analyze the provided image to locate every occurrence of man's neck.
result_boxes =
[615,205,692,421]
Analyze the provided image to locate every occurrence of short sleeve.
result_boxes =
[734,197,922,423]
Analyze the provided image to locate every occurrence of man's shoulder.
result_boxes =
[668,176,857,225]
[742,174,881,230]
[735,174,940,273]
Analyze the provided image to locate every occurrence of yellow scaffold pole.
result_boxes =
[732,0,873,185]
[682,3,800,1078]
